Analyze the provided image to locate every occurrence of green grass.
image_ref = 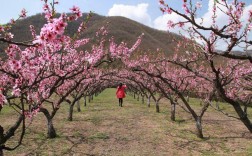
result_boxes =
[0,105,15,115]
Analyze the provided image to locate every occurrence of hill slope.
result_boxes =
[1,13,181,55]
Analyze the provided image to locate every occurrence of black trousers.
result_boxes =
[119,98,123,106]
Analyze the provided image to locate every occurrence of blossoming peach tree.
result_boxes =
[0,0,142,154]
[158,0,252,132]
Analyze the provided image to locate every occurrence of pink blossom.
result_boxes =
[44,12,52,20]
[167,20,174,28]
[70,5,79,13]
[178,22,185,27]
[5,32,14,40]
[249,10,252,16]
[249,10,252,22]
[69,6,82,20]
[0,26,4,32]
[196,2,202,9]
[77,22,85,33]
[12,88,21,97]
[30,25,36,39]
[248,24,252,31]
[96,26,108,37]
[160,8,165,14]
[5,44,21,59]
[9,60,22,71]
[35,17,67,44]
[24,107,40,118]
[159,0,165,5]
[74,38,90,48]
[19,9,27,18]
[9,19,15,24]
[128,33,144,54]
[43,4,49,11]
[182,2,190,14]
[166,7,172,14]
[0,93,7,107]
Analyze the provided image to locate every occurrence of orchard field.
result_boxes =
[1,0,252,155]
[1,89,252,156]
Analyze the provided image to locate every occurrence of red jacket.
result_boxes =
[116,85,127,98]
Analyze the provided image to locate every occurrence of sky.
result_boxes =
[1,0,252,50]
[0,0,161,25]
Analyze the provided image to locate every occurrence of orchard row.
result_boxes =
[0,0,251,155]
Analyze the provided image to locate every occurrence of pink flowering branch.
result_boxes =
[159,0,252,61]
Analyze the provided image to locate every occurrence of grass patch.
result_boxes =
[36,132,47,139]
[0,105,14,114]
[247,146,252,155]
[88,132,109,140]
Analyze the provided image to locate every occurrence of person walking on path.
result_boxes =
[116,83,127,107]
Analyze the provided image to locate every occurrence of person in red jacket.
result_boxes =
[116,83,127,107]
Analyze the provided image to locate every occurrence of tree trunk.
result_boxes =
[0,148,3,156]
[68,104,74,121]
[195,116,204,138]
[77,100,81,112]
[91,95,93,100]
[0,126,4,146]
[0,126,4,156]
[155,101,160,113]
[147,96,150,107]
[232,104,252,132]
[47,119,57,138]
[88,95,91,103]
[84,96,87,107]
[171,101,176,121]
[40,108,57,138]
[133,93,136,99]
[137,94,139,101]
[215,80,252,132]
[142,96,144,104]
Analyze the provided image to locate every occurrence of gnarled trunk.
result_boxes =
[40,108,57,138]
[155,101,160,113]
[147,96,151,107]
[142,96,144,104]
[195,116,203,138]
[0,147,3,156]
[77,100,81,112]
[171,101,176,121]
[0,126,4,147]
[88,95,91,103]
[214,74,252,132]
[68,104,74,121]
[232,104,252,132]
[0,126,4,156]
[47,119,57,138]
[84,96,87,107]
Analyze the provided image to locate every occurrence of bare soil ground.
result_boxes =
[1,88,252,156]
